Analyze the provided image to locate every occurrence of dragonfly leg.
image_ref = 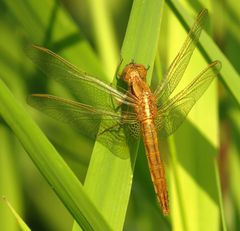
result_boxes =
[98,122,122,136]
[116,57,124,78]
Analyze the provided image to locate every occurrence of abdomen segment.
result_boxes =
[141,120,169,215]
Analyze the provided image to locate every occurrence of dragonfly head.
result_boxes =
[121,63,147,85]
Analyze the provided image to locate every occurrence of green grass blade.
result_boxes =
[164,2,229,229]
[214,160,227,231]
[120,0,164,76]
[227,109,240,230]
[168,136,187,230]
[72,1,165,231]
[0,126,23,231]
[158,4,223,230]
[0,78,111,231]
[2,197,31,231]
[87,0,119,78]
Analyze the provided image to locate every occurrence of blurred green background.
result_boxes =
[0,0,239,230]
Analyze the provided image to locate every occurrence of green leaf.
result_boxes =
[73,1,165,230]
[0,126,23,231]
[2,197,31,231]
[0,78,111,230]
[87,0,119,78]
[161,3,226,230]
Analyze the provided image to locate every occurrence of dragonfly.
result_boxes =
[27,9,221,216]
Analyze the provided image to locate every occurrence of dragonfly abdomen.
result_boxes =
[141,120,169,215]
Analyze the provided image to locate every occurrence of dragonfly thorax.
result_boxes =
[135,91,157,122]
[120,63,157,121]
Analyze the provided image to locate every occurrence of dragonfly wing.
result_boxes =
[99,119,141,159]
[27,45,136,109]
[28,94,140,158]
[155,61,221,137]
[154,9,208,105]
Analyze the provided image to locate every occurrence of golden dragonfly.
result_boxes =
[28,9,221,216]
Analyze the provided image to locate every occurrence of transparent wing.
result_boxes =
[154,9,208,105]
[155,61,221,137]
[27,45,137,109]
[28,94,140,158]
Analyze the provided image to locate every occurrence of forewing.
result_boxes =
[28,94,140,158]
[27,45,136,109]
[154,9,208,105]
[156,61,221,137]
